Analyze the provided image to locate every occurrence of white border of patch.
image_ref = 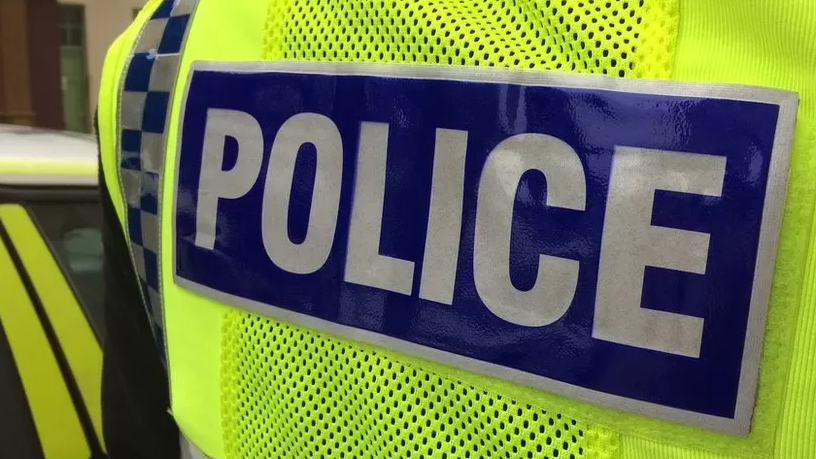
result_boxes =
[172,61,798,436]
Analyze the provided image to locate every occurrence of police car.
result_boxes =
[0,124,106,458]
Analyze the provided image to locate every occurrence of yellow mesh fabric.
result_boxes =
[222,311,620,459]
[263,0,677,78]
[222,1,677,458]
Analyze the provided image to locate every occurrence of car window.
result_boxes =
[26,202,104,341]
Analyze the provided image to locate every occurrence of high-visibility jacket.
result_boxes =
[98,1,816,458]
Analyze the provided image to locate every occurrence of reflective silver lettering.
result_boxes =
[474,134,586,326]
[261,113,343,274]
[345,122,416,295]
[195,109,263,250]
[593,147,726,358]
[419,129,468,305]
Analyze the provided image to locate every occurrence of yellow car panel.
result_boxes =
[0,214,89,459]
[0,204,105,450]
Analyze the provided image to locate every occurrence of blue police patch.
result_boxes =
[172,62,797,434]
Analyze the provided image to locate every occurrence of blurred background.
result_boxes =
[0,0,146,132]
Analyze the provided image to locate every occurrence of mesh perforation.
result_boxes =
[223,1,677,457]
[263,0,677,78]
[223,311,595,459]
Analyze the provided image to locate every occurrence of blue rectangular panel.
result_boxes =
[173,62,795,433]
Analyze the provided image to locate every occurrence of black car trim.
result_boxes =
[0,185,98,203]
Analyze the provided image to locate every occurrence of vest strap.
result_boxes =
[115,0,200,361]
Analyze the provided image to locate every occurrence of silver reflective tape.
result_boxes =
[172,0,197,16]
[148,286,163,326]
[149,54,181,93]
[120,91,147,131]
[142,170,160,194]
[116,0,201,364]
[132,243,147,280]
[141,211,160,253]
[140,131,165,174]
[120,168,142,207]
[134,18,168,53]
[179,434,210,459]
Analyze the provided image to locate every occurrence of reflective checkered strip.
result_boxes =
[117,0,198,359]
